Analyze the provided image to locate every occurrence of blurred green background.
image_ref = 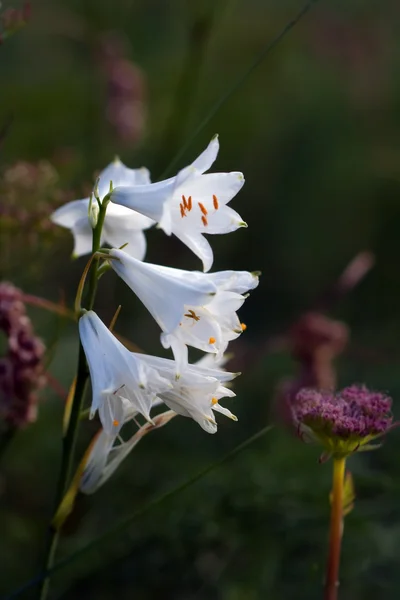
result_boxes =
[2,0,400,598]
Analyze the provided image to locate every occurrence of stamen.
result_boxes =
[113,384,125,395]
[201,215,208,227]
[241,323,247,331]
[198,202,208,216]
[211,397,218,405]
[213,194,219,209]
[113,419,119,427]
[182,194,188,209]
[180,203,186,218]
[187,195,192,211]
[184,309,200,321]
[209,337,216,344]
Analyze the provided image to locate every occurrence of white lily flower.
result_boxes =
[79,352,239,493]
[110,136,247,271]
[109,249,259,374]
[80,410,176,495]
[51,158,154,259]
[137,352,239,433]
[78,310,172,435]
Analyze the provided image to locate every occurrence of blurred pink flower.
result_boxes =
[0,282,45,427]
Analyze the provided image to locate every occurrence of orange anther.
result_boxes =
[187,195,192,210]
[113,419,119,427]
[211,397,218,405]
[198,202,208,216]
[180,203,186,218]
[241,322,247,331]
[213,194,219,209]
[184,309,200,322]
[201,215,208,227]
[209,336,216,344]
[182,194,188,209]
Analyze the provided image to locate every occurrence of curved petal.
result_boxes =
[97,159,151,199]
[71,217,93,258]
[109,250,217,332]
[161,333,188,377]
[106,203,154,230]
[206,270,260,293]
[79,430,114,495]
[212,402,237,421]
[177,172,244,208]
[51,199,89,227]
[203,206,247,234]
[173,230,214,272]
[111,177,175,221]
[190,135,219,174]
[104,226,147,260]
[207,291,245,315]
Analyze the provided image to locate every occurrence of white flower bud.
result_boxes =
[88,199,100,229]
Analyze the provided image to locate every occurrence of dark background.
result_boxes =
[2,0,400,598]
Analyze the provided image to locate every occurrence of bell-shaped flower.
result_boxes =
[110,136,247,271]
[51,158,154,259]
[79,352,239,493]
[109,249,259,374]
[80,409,176,495]
[137,352,239,433]
[78,310,172,435]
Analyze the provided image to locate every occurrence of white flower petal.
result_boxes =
[71,217,94,258]
[160,333,188,378]
[109,250,217,333]
[104,203,154,231]
[212,401,237,421]
[173,229,214,272]
[190,135,219,174]
[109,251,258,371]
[137,352,237,384]
[110,136,248,267]
[178,172,244,208]
[206,270,260,293]
[79,311,171,433]
[51,198,89,227]
[203,206,247,234]
[111,178,175,222]
[79,430,114,495]
[97,159,151,199]
[207,291,245,315]
[51,159,153,258]
[104,227,147,260]
[80,410,176,494]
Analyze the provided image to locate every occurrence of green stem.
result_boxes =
[324,456,346,600]
[87,200,107,311]
[37,200,108,600]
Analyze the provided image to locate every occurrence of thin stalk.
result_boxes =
[37,200,108,600]
[21,294,75,321]
[87,200,108,311]
[324,456,346,600]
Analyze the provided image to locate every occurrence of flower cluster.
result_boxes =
[293,385,394,458]
[52,136,259,492]
[0,282,46,428]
